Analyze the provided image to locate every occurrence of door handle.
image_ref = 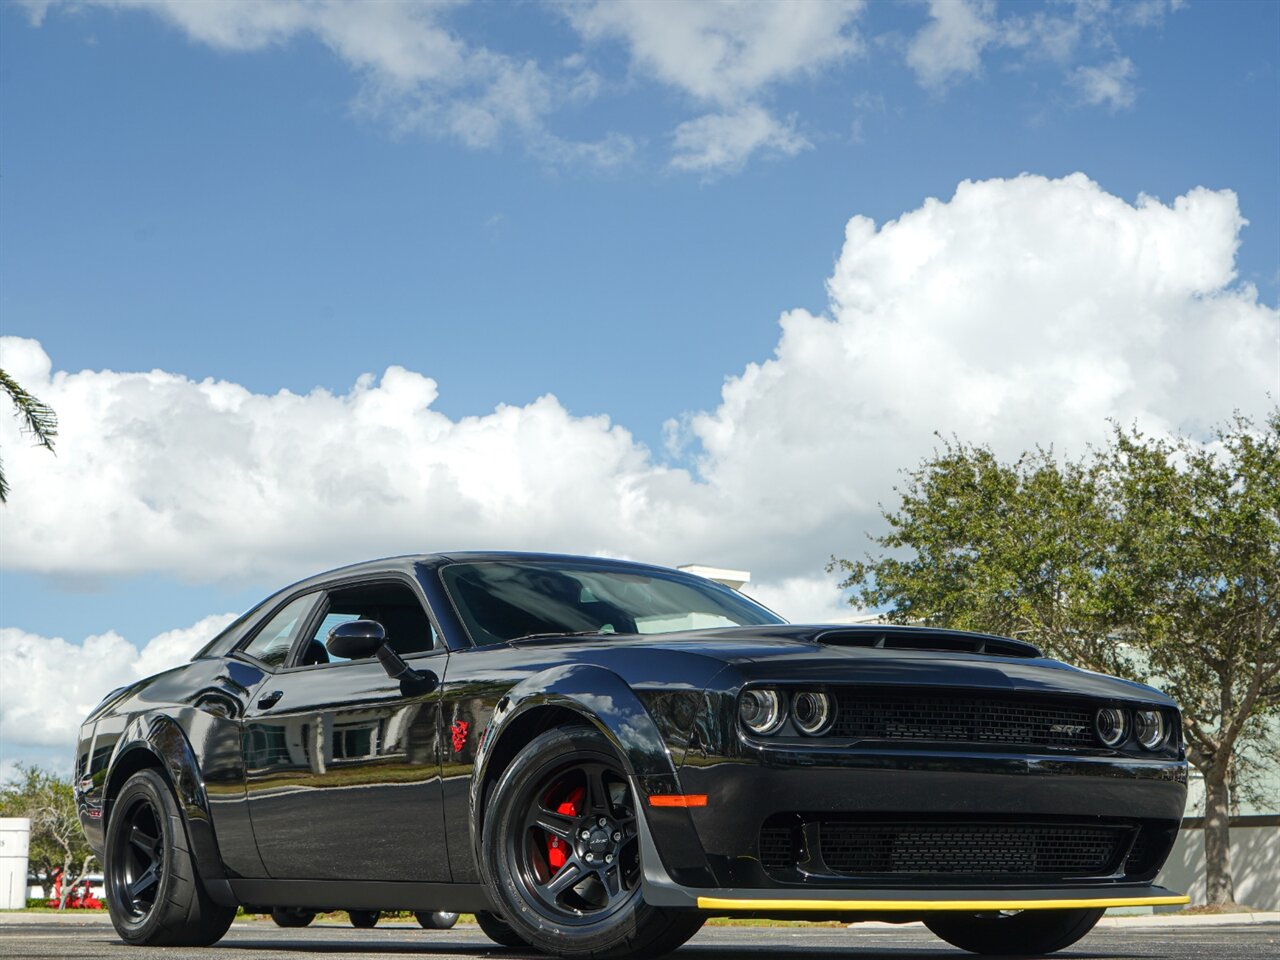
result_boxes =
[257,690,284,710]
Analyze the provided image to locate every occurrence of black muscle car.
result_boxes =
[75,553,1188,957]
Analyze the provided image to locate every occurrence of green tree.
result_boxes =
[0,766,96,908]
[0,367,58,503]
[830,409,1280,907]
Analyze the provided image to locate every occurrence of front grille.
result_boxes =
[758,826,795,870]
[830,690,1099,749]
[817,822,1126,878]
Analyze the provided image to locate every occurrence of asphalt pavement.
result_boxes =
[0,915,1276,960]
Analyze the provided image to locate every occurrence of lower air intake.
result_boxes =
[818,821,1126,877]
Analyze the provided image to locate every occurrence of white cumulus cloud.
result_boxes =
[0,614,237,750]
[2,173,1275,603]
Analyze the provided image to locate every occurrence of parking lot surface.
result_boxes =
[0,916,1277,960]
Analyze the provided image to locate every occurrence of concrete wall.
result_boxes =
[1156,817,1280,911]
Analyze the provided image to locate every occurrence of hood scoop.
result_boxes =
[813,627,1041,659]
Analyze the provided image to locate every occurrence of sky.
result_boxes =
[1,0,1277,774]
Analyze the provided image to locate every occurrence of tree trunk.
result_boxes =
[57,858,72,911]
[1202,764,1236,907]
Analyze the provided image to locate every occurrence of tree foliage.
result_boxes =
[0,367,58,503]
[830,409,1280,906]
[0,765,96,908]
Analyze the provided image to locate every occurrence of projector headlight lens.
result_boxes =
[739,689,785,735]
[792,691,834,736]
[1135,709,1166,750]
[1095,707,1128,747]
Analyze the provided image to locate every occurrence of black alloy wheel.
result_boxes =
[103,769,235,946]
[514,757,641,923]
[925,907,1106,955]
[481,726,704,958]
[110,793,165,921]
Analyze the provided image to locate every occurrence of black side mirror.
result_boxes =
[326,620,386,661]
[326,619,438,694]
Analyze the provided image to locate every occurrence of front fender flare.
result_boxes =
[469,663,715,885]
[108,713,229,887]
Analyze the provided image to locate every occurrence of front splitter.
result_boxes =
[694,888,1188,912]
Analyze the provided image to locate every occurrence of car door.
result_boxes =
[240,575,449,881]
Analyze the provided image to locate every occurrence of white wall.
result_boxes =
[0,818,31,910]
[1156,820,1280,911]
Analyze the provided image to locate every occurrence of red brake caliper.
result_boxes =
[547,785,585,870]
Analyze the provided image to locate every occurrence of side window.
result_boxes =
[294,581,438,667]
[240,594,315,667]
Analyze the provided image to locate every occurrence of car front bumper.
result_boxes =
[633,744,1189,904]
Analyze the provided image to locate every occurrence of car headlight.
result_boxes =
[1095,707,1128,747]
[792,691,834,736]
[1135,709,1166,750]
[739,689,786,735]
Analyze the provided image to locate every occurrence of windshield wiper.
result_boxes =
[507,630,631,643]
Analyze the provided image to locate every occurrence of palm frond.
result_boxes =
[0,368,58,449]
[0,367,58,504]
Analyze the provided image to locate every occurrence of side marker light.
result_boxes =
[647,794,708,808]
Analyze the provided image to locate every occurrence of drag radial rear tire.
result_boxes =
[104,769,236,946]
[480,726,705,959]
[925,907,1105,955]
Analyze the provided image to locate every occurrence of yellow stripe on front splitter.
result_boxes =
[696,894,1190,912]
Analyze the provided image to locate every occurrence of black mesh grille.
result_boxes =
[830,690,1099,748]
[758,827,795,870]
[817,822,1125,877]
[1123,826,1172,876]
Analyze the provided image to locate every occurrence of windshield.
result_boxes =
[440,560,785,646]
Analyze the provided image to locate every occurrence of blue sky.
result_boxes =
[1,1,1277,770]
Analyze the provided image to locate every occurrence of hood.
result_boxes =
[510,624,1174,706]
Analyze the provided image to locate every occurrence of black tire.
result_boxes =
[415,910,459,929]
[271,907,316,928]
[474,909,533,949]
[481,726,705,959]
[925,908,1105,955]
[103,768,236,946]
[348,910,380,928]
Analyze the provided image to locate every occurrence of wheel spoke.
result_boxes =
[601,863,622,898]
[531,808,575,840]
[585,767,611,815]
[542,860,585,898]
[129,866,159,899]
[129,824,158,857]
